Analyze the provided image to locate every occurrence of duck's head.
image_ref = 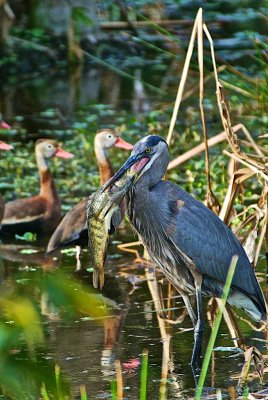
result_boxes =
[35,139,74,159]
[94,129,133,151]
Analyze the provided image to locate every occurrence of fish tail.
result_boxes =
[93,267,105,290]
[93,269,99,289]
[99,271,105,290]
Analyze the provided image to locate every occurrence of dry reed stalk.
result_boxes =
[230,195,267,268]
[167,131,227,170]
[219,166,256,223]
[145,267,182,398]
[196,9,220,212]
[117,241,143,261]
[204,23,268,174]
[252,184,268,267]
[166,8,201,146]
[115,359,123,400]
[183,65,226,101]
[219,159,268,266]
[223,150,268,182]
[238,347,264,388]
[167,124,267,170]
[233,124,265,158]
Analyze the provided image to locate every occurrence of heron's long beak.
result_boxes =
[101,153,144,192]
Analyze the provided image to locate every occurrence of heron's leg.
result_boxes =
[191,282,204,368]
[181,294,197,326]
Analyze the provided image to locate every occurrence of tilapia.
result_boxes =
[87,170,136,289]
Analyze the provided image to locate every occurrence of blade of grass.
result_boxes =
[110,380,117,400]
[131,8,183,46]
[195,255,238,400]
[140,349,149,400]
[55,364,61,400]
[41,383,49,400]
[80,384,88,400]
[82,50,168,97]
[216,389,222,400]
[243,386,249,399]
[124,32,178,58]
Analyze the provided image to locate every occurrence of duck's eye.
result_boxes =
[145,147,151,154]
[107,134,113,139]
[47,144,53,149]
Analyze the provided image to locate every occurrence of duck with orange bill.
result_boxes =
[1,139,73,235]
[46,129,133,253]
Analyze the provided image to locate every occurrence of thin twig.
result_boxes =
[223,150,268,182]
[166,9,201,145]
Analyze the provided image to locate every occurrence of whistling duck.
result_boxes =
[1,139,73,235]
[46,129,133,253]
[0,141,13,222]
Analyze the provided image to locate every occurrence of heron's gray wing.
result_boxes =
[150,181,265,309]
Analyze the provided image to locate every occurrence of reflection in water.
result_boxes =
[0,240,267,398]
[0,62,154,129]
[0,243,55,269]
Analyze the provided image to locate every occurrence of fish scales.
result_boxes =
[87,170,136,289]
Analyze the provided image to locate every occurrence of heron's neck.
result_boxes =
[127,180,150,220]
[94,143,114,185]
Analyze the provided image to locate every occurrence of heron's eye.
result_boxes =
[107,134,113,139]
[145,147,151,154]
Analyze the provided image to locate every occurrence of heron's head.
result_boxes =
[102,135,169,191]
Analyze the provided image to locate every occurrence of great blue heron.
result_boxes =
[102,134,267,366]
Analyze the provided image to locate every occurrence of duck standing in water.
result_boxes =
[1,139,73,235]
[0,140,14,223]
[46,129,133,253]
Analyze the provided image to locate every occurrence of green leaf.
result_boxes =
[72,7,93,26]
[15,232,37,242]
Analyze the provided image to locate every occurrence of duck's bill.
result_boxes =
[0,120,11,130]
[0,141,13,150]
[54,147,74,159]
[114,137,133,150]
[101,153,150,192]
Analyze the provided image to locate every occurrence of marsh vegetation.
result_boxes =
[0,1,268,398]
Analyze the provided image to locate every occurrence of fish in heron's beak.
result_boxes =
[87,168,138,290]
[101,153,150,193]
